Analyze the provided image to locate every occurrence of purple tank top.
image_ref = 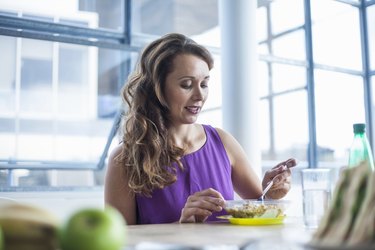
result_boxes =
[135,124,234,224]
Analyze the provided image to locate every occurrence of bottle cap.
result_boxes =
[353,123,365,133]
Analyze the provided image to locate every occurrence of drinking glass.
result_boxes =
[301,168,332,229]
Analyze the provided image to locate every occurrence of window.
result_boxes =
[258,0,308,164]
[258,0,375,169]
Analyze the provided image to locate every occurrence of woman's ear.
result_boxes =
[155,83,168,108]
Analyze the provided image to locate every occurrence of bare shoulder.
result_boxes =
[213,127,243,165]
[214,127,237,145]
[107,144,124,169]
[109,144,123,159]
[105,144,128,192]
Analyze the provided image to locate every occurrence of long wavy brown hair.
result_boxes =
[118,33,214,196]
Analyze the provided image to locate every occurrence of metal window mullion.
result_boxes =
[259,54,307,67]
[0,160,100,170]
[96,109,123,170]
[359,1,374,151]
[124,0,132,44]
[258,25,305,45]
[304,0,318,168]
[260,86,308,101]
[365,0,375,7]
[314,63,363,76]
[0,28,141,51]
[0,15,124,41]
[335,0,361,7]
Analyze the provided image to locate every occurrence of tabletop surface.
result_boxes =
[123,216,315,250]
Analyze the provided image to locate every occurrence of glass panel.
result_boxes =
[258,61,269,97]
[260,100,271,159]
[315,70,365,166]
[257,6,268,42]
[272,64,306,93]
[273,91,308,162]
[0,0,124,31]
[0,36,16,116]
[20,39,53,116]
[311,0,361,70]
[0,170,9,186]
[132,0,219,47]
[258,43,268,54]
[273,29,306,61]
[368,5,375,70]
[270,0,304,35]
[58,44,91,119]
[0,37,133,166]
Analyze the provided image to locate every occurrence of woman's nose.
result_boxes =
[192,86,204,100]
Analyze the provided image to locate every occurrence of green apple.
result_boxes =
[60,206,126,250]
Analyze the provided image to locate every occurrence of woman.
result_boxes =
[105,33,296,225]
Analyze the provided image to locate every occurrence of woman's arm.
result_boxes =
[215,127,295,200]
[104,145,137,225]
[215,127,263,199]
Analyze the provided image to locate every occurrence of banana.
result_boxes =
[0,203,60,250]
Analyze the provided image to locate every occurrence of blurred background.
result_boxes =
[0,0,374,216]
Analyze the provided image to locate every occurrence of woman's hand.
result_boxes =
[179,188,225,223]
[262,158,297,199]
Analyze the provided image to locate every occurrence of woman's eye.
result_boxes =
[201,82,208,88]
[180,80,193,89]
[181,84,191,89]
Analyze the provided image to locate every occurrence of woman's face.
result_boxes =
[164,53,210,126]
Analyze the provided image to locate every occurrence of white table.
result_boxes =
[123,216,314,250]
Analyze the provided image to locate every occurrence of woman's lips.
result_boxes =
[185,106,201,114]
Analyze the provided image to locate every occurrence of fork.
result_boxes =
[258,179,274,201]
